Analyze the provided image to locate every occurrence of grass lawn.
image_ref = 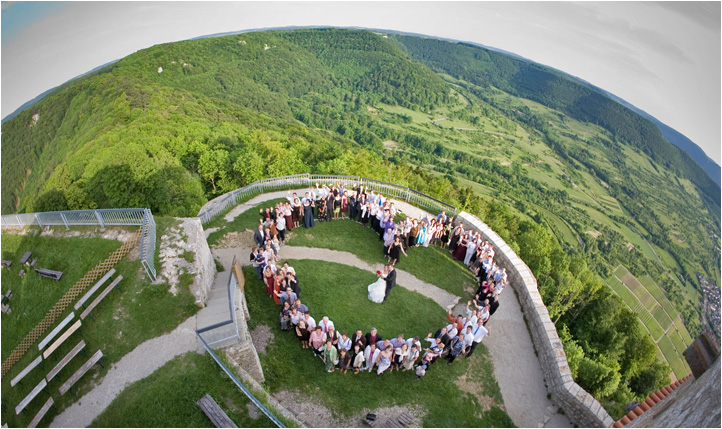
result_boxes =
[1,227,199,428]
[243,261,513,427]
[1,232,122,361]
[90,352,273,428]
[206,197,289,246]
[286,220,475,297]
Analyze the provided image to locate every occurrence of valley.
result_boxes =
[1,28,719,418]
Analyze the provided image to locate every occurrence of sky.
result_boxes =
[1,1,720,164]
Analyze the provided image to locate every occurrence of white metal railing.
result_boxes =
[197,174,457,225]
[1,208,156,281]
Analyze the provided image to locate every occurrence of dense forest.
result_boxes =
[2,29,719,418]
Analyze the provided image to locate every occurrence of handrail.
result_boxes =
[195,332,286,428]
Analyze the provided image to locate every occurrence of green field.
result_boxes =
[657,336,689,380]
[675,318,693,345]
[640,276,678,318]
[606,276,664,341]
[610,265,693,380]
[651,305,673,331]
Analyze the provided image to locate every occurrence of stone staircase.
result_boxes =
[196,270,241,350]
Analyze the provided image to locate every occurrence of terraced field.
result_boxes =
[610,265,692,379]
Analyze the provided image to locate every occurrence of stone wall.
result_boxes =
[457,211,614,428]
[183,217,216,305]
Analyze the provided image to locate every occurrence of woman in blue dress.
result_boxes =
[416,220,427,246]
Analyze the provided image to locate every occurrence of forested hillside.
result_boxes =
[2,29,719,418]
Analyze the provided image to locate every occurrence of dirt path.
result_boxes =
[49,316,199,428]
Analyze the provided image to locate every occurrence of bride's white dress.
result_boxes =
[368,277,386,303]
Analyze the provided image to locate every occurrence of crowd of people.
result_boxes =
[248,182,510,379]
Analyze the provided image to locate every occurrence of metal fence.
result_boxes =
[197,174,457,225]
[0,208,157,281]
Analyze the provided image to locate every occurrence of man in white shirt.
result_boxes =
[303,312,316,330]
[465,320,489,359]
[318,316,334,333]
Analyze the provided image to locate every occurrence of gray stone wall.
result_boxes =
[183,217,216,305]
[457,211,614,428]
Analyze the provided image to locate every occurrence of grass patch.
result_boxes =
[286,220,475,297]
[1,231,199,427]
[206,198,288,246]
[90,352,274,428]
[285,219,385,265]
[1,232,122,361]
[243,261,513,427]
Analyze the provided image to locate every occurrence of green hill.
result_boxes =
[2,29,719,415]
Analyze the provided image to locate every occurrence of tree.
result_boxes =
[628,360,670,398]
[198,149,230,193]
[233,150,265,185]
[576,355,621,398]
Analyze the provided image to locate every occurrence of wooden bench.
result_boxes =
[80,275,123,320]
[1,260,11,268]
[59,350,102,395]
[74,269,115,310]
[197,394,238,428]
[2,289,11,303]
[15,378,47,414]
[18,269,25,277]
[19,252,32,265]
[35,268,63,281]
[46,340,86,382]
[27,397,54,428]
[367,412,413,428]
[10,356,43,387]
[30,258,38,267]
[38,312,75,350]
[1,303,10,315]
[43,320,82,360]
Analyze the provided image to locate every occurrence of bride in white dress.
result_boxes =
[368,269,387,303]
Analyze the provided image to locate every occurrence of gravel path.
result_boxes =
[49,316,199,428]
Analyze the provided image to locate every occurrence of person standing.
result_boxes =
[446,334,466,364]
[322,340,339,373]
[465,320,489,359]
[253,224,266,248]
[276,210,286,243]
[382,264,397,304]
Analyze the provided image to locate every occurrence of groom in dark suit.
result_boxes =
[382,264,397,304]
